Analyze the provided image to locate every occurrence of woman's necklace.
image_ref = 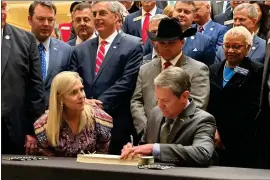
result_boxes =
[63,113,79,134]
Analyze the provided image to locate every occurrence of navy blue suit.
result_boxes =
[215,36,266,64]
[67,38,76,46]
[69,33,143,154]
[44,38,72,107]
[183,32,216,66]
[195,20,228,50]
[214,10,234,29]
[122,8,163,38]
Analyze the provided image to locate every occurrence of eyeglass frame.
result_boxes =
[222,43,250,51]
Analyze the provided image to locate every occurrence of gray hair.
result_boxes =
[92,1,119,13]
[224,26,253,51]
[150,14,168,23]
[154,67,191,97]
[233,3,258,19]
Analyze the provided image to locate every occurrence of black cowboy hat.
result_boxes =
[147,18,197,41]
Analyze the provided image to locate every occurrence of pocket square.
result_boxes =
[193,48,198,52]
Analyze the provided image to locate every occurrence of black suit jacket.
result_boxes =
[214,10,233,29]
[207,57,263,167]
[1,24,45,154]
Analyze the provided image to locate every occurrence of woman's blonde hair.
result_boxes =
[46,71,93,147]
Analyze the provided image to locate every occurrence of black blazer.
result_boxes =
[207,57,263,167]
[214,10,233,29]
[208,57,263,148]
[1,24,45,154]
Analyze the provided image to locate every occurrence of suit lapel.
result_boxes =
[45,38,58,86]
[94,33,121,83]
[204,20,214,37]
[135,10,142,37]
[175,54,187,68]
[1,24,12,77]
[183,36,192,52]
[248,36,259,58]
[167,101,197,143]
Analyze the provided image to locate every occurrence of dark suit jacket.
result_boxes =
[1,24,45,154]
[122,8,163,38]
[194,20,228,50]
[67,38,76,46]
[207,57,263,167]
[44,38,72,107]
[183,32,216,66]
[69,32,143,154]
[214,10,233,29]
[215,36,266,64]
[140,100,216,167]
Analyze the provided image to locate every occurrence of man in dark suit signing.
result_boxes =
[122,67,216,167]
[1,1,45,155]
[69,1,143,155]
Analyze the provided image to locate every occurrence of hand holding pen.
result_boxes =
[120,135,134,159]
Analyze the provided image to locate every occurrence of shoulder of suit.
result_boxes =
[185,56,208,70]
[8,24,35,40]
[51,38,72,49]
[245,57,264,72]
[194,108,215,123]
[254,35,266,44]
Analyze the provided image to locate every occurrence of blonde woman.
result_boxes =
[33,71,113,157]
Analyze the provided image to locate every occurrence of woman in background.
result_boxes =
[33,71,113,157]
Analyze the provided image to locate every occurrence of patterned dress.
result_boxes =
[34,105,113,157]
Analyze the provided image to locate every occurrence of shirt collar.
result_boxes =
[98,30,118,45]
[36,38,50,51]
[161,51,182,69]
[76,33,97,45]
[201,19,212,30]
[142,5,157,17]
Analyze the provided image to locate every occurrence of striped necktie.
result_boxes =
[95,40,107,75]
[38,43,46,80]
[160,118,174,143]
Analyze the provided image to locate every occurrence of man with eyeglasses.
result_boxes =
[215,3,266,64]
[1,1,45,155]
[207,26,263,168]
[28,1,72,108]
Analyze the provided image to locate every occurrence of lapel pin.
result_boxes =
[5,35,10,40]
[191,36,194,40]
[210,28,213,31]
[113,46,117,49]
[251,46,256,50]
[54,47,58,50]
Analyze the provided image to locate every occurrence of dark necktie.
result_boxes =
[198,26,204,33]
[160,118,174,144]
[163,61,172,70]
[38,43,46,80]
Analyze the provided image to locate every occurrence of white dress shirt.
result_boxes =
[161,52,182,71]
[141,6,157,29]
[97,30,118,56]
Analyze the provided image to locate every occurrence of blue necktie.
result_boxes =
[38,43,46,80]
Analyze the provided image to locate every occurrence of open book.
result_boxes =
[77,154,154,166]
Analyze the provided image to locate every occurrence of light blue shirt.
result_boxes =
[36,38,50,75]
[153,100,190,160]
[198,19,212,34]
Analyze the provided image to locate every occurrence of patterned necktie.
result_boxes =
[38,43,46,80]
[95,40,107,75]
[163,61,172,70]
[142,12,150,44]
[198,26,204,33]
[160,118,174,144]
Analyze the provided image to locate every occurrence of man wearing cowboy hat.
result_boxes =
[130,18,210,140]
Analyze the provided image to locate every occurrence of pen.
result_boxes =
[130,135,134,147]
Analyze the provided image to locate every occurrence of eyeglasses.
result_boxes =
[222,44,248,51]
[1,5,10,13]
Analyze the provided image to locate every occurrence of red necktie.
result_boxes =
[95,40,107,75]
[163,61,172,70]
[198,26,204,33]
[142,12,150,44]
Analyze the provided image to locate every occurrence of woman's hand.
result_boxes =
[215,130,225,149]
